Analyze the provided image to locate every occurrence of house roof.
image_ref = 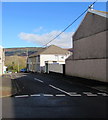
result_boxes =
[29,45,70,58]
[29,48,46,57]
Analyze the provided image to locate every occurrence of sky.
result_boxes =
[1,1,107,48]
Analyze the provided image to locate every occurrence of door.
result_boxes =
[45,63,48,73]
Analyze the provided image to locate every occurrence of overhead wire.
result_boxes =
[43,0,98,46]
[29,0,98,58]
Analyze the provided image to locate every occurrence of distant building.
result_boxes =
[66,9,108,82]
[0,46,5,75]
[27,45,71,73]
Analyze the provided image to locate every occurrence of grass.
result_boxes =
[5,55,27,72]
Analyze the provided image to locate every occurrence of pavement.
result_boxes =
[0,74,18,98]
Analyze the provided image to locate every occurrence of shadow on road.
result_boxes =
[1,73,108,119]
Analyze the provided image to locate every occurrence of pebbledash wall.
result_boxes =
[66,9,108,82]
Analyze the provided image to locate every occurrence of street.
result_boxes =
[2,73,108,119]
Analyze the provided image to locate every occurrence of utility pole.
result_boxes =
[17,55,19,72]
[26,48,29,71]
[26,48,28,60]
[18,59,19,72]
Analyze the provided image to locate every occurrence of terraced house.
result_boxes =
[27,45,71,73]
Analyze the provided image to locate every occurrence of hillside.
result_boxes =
[5,47,42,56]
[4,47,42,72]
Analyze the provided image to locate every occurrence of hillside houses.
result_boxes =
[66,9,108,82]
[27,45,72,73]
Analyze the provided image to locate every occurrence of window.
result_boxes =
[61,56,64,59]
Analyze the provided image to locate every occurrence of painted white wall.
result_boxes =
[40,54,70,67]
[0,47,4,75]
[0,47,2,75]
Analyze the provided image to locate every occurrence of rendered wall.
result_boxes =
[66,59,107,82]
[73,31,107,60]
[65,12,107,82]
[48,64,63,73]
[73,12,107,41]
[66,30,107,82]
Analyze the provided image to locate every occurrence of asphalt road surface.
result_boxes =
[2,73,108,119]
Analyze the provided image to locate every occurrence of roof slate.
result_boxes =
[29,45,70,58]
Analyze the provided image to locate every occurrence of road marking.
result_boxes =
[31,94,41,97]
[83,92,92,94]
[14,93,108,98]
[49,84,75,96]
[34,78,44,83]
[70,94,82,96]
[68,92,77,94]
[15,95,29,98]
[43,94,53,96]
[56,94,66,96]
[86,94,98,96]
[68,92,81,96]
[83,92,97,96]
[91,87,108,93]
[21,75,27,77]
[97,93,108,96]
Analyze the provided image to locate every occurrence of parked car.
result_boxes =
[20,68,27,73]
[8,71,12,73]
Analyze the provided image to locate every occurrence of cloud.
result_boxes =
[33,26,43,33]
[18,30,74,48]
